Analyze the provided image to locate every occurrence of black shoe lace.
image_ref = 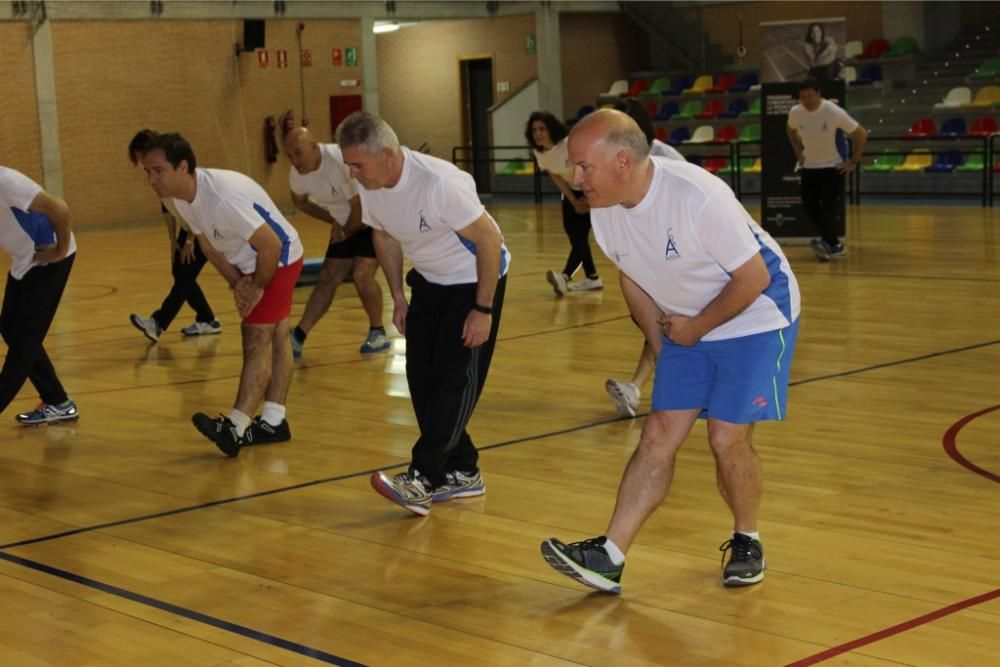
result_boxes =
[719,536,760,567]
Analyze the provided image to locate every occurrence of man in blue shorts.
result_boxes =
[540,109,801,593]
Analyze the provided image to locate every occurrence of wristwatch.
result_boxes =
[472,303,493,315]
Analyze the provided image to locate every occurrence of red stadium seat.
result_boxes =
[906,117,936,137]
[703,157,729,174]
[715,124,739,143]
[655,127,668,142]
[694,99,725,119]
[626,79,650,97]
[859,38,889,59]
[707,73,736,94]
[970,116,998,136]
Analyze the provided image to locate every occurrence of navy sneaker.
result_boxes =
[540,536,623,593]
[719,533,766,587]
[430,469,485,502]
[16,400,79,425]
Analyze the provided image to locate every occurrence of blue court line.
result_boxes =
[0,550,365,666]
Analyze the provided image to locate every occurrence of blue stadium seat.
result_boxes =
[718,98,749,118]
[576,105,595,120]
[851,64,883,86]
[730,72,759,93]
[686,154,703,166]
[665,75,693,96]
[668,126,691,145]
[925,152,963,173]
[655,101,680,121]
[939,117,967,136]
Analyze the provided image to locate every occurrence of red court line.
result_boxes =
[785,404,1000,666]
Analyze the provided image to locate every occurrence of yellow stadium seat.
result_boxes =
[744,158,762,174]
[892,149,932,172]
[969,85,1000,108]
[683,75,713,95]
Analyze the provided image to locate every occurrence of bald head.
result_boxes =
[568,109,654,208]
[284,127,321,174]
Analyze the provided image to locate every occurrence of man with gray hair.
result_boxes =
[540,109,800,593]
[337,111,511,517]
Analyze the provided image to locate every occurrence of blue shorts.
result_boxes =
[651,319,799,423]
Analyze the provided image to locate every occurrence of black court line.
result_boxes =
[792,269,1000,284]
[0,550,365,666]
[2,337,999,663]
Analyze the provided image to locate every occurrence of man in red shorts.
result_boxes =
[135,131,304,456]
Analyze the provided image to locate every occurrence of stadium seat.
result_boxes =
[640,77,671,98]
[576,105,595,120]
[655,101,680,120]
[668,126,692,145]
[886,36,919,58]
[703,157,729,174]
[969,57,1000,80]
[955,153,984,172]
[730,72,759,93]
[744,158,762,173]
[852,64,882,86]
[644,101,660,119]
[844,40,864,59]
[842,66,858,84]
[694,99,725,119]
[906,117,937,137]
[934,87,972,109]
[707,73,736,94]
[674,100,703,120]
[499,160,523,175]
[720,157,755,174]
[686,154,703,166]
[970,115,999,136]
[893,149,932,171]
[655,127,668,142]
[686,125,715,143]
[925,152,963,173]
[626,79,651,97]
[665,75,693,96]
[969,85,1000,108]
[741,97,761,117]
[859,38,889,60]
[718,98,749,118]
[737,123,761,142]
[939,117,967,136]
[715,124,739,143]
[683,75,714,95]
[863,151,904,172]
[514,161,535,175]
[602,79,628,97]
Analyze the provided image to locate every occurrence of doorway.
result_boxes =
[459,56,494,193]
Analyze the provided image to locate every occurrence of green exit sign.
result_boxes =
[526,35,536,54]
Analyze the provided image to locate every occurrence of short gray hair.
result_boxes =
[336,111,400,153]
[606,122,650,161]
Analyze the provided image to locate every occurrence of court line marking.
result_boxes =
[784,404,1000,665]
[1,337,998,664]
[0,550,365,667]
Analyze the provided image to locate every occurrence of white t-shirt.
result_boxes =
[787,99,859,169]
[173,168,303,275]
[650,139,686,161]
[590,157,800,341]
[288,143,358,225]
[533,138,575,182]
[359,147,510,285]
[161,197,192,232]
[0,166,77,280]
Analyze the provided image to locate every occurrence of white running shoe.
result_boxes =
[129,313,161,342]
[570,277,604,292]
[180,320,221,336]
[605,379,640,417]
[546,270,569,297]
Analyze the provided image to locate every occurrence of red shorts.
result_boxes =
[244,257,303,325]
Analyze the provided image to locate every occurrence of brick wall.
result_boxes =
[376,14,537,161]
[560,12,649,121]
[1,22,42,182]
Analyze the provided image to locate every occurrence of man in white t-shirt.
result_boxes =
[786,78,868,260]
[338,111,511,517]
[284,127,389,358]
[135,132,304,457]
[0,166,79,425]
[540,110,801,594]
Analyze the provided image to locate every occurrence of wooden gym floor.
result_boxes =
[0,200,998,666]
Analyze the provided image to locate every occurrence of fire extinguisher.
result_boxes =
[280,110,295,139]
[264,116,278,163]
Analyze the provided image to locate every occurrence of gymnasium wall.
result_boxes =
[36,18,359,227]
[375,14,537,161]
[1,22,43,183]
[677,1,885,65]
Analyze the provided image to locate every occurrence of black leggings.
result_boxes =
[560,195,598,279]
[800,167,844,246]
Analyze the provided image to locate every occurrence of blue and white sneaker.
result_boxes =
[370,470,432,516]
[129,313,161,342]
[430,469,485,502]
[16,400,79,425]
[360,330,391,354]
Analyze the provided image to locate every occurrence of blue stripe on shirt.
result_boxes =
[751,227,792,323]
[253,203,290,265]
[454,231,509,277]
[11,208,56,245]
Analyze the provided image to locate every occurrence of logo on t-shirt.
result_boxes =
[213,228,224,240]
[665,228,681,261]
[330,185,338,196]
[418,209,431,233]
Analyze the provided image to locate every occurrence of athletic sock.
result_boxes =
[737,530,761,541]
[261,402,286,427]
[603,536,626,565]
[227,409,251,437]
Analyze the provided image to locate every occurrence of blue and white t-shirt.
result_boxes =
[173,168,303,274]
[359,147,510,285]
[590,157,800,341]
[0,166,77,280]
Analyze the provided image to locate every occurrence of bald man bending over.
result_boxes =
[540,110,801,594]
[284,128,389,357]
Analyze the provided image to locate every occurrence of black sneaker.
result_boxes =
[191,412,243,457]
[242,416,291,445]
[719,533,765,587]
[540,536,623,593]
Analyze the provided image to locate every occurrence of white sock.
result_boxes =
[603,536,626,565]
[227,409,251,436]
[261,401,285,427]
[737,530,760,542]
